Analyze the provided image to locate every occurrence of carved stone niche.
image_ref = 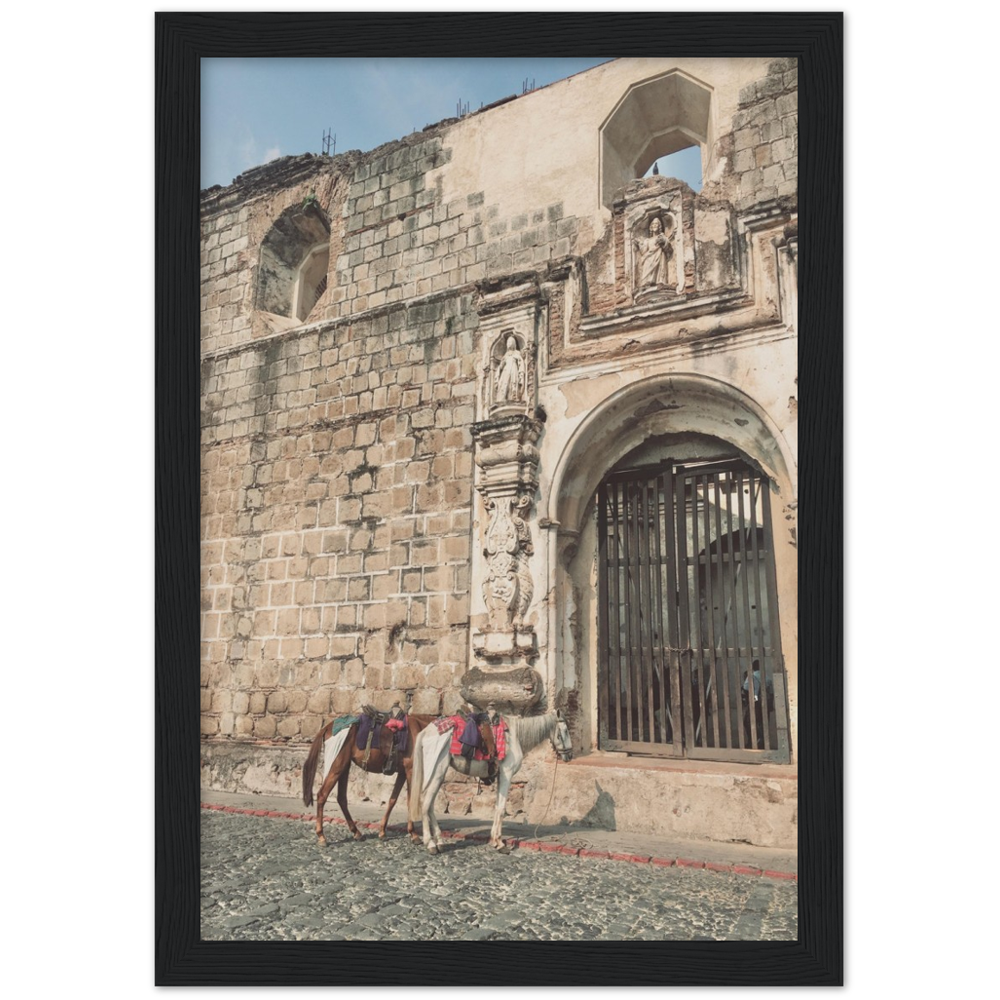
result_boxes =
[475,282,540,422]
[627,198,685,301]
[487,331,535,417]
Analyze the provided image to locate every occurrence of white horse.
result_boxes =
[408,711,573,854]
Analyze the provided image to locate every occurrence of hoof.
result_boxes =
[378,831,386,840]
[317,835,327,847]
[353,831,364,841]
[410,834,422,844]
[428,844,439,855]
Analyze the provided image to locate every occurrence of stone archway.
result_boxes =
[543,372,798,759]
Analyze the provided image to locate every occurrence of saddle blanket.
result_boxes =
[433,714,508,761]
[321,726,352,785]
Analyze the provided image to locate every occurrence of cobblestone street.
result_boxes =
[201,809,797,942]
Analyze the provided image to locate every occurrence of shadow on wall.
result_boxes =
[566,781,617,831]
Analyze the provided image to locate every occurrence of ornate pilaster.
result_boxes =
[462,283,546,713]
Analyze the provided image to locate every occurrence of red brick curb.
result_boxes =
[200,803,797,881]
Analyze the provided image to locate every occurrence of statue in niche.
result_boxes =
[493,335,525,405]
[634,214,677,293]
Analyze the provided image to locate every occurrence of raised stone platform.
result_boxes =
[201,739,797,851]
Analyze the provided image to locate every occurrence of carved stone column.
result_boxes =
[461,283,546,713]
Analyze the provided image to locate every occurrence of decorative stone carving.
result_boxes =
[633,213,678,295]
[486,331,535,417]
[472,413,542,494]
[460,666,540,715]
[482,493,533,629]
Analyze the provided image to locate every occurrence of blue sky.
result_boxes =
[201,57,703,192]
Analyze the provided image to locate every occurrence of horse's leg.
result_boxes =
[422,757,449,854]
[336,765,364,841]
[378,769,407,840]
[490,752,521,849]
[315,760,342,846]
[404,762,421,843]
[489,763,510,848]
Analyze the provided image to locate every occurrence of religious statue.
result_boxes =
[634,215,676,292]
[493,335,525,404]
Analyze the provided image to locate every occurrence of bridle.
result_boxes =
[551,711,574,762]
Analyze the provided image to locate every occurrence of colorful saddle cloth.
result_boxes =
[434,714,508,761]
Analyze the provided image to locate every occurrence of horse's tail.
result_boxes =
[408,727,427,824]
[302,720,333,807]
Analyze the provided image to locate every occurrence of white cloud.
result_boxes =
[263,146,281,163]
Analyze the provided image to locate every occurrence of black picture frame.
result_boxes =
[156,12,842,985]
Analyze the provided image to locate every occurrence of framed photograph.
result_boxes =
[154,12,844,986]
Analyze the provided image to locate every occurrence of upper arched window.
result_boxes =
[256,200,331,323]
[599,70,712,208]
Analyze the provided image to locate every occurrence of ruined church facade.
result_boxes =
[199,58,799,848]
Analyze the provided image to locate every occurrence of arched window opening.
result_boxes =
[600,70,712,207]
[256,201,331,323]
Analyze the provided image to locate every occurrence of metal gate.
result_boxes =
[596,457,790,763]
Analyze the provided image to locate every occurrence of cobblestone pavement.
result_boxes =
[201,810,797,942]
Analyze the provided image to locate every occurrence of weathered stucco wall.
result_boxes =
[199,56,799,847]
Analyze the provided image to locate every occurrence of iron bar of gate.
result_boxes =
[736,470,762,750]
[751,473,772,750]
[654,471,674,749]
[629,481,644,742]
[713,471,737,748]
[597,485,611,746]
[691,475,713,746]
[674,473,696,752]
[760,482,789,756]
[725,469,756,750]
[609,480,623,742]
[748,473,767,669]
[748,472,775,750]
[621,482,633,741]
[621,482,634,741]
[703,473,727,746]
[640,477,657,743]
[720,470,748,748]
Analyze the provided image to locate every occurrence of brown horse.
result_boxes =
[302,712,437,846]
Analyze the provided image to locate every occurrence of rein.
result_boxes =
[532,722,571,838]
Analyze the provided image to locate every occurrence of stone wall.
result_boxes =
[201,294,480,741]
[730,57,798,208]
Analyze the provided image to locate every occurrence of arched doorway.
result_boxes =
[546,373,797,766]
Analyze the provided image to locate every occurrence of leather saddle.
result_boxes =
[358,703,407,773]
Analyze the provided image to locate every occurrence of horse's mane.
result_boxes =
[509,712,557,753]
